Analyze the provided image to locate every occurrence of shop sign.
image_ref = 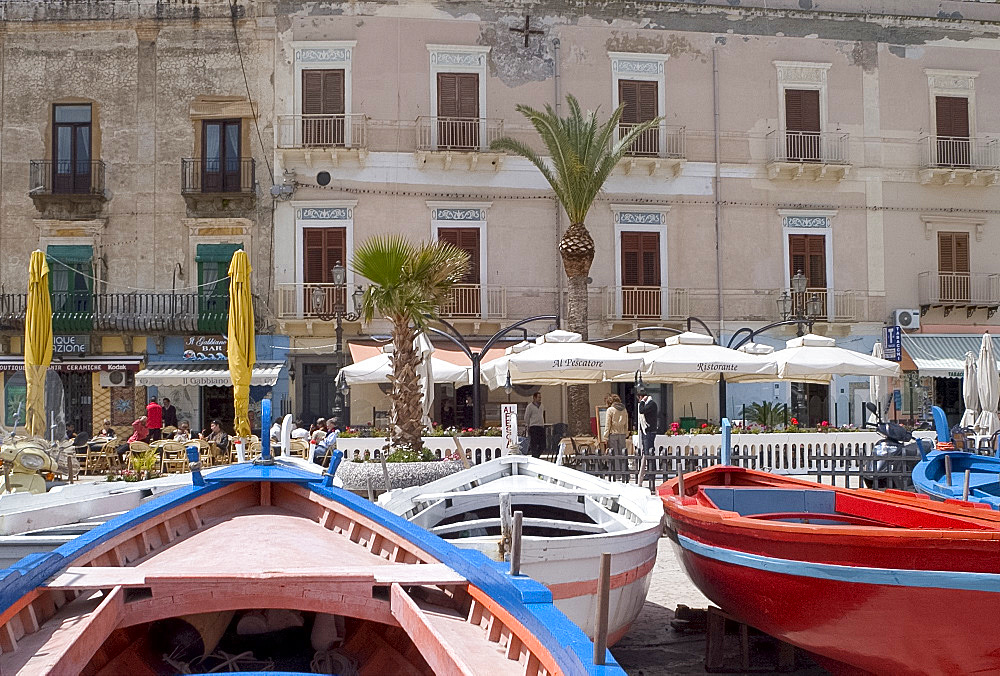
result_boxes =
[184,336,228,361]
[54,335,90,355]
[883,326,901,362]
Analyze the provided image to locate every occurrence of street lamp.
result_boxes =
[777,270,819,337]
[310,261,364,428]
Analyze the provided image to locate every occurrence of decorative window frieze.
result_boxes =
[615,211,664,226]
[298,207,352,221]
[431,207,487,222]
[782,216,829,229]
[774,61,830,86]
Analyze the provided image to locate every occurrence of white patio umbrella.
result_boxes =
[618,340,659,354]
[975,334,1000,437]
[480,330,644,388]
[960,350,979,429]
[415,333,435,428]
[626,332,778,384]
[339,345,469,386]
[868,342,892,423]
[770,334,900,382]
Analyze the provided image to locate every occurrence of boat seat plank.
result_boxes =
[390,583,524,676]
[430,517,608,536]
[46,564,466,590]
[414,490,610,503]
[703,487,835,516]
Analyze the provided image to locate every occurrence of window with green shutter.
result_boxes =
[196,243,243,333]
[46,244,93,332]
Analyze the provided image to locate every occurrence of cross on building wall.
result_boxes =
[509,15,544,47]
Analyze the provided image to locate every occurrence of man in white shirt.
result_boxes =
[524,392,545,458]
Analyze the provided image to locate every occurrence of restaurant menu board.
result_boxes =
[183,336,228,361]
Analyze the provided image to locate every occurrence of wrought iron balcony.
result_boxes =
[29,160,107,197]
[765,131,850,181]
[0,292,264,334]
[415,117,504,153]
[181,158,256,195]
[918,137,1000,186]
[918,271,1000,317]
[605,287,690,321]
[618,122,686,159]
[438,285,506,319]
[276,114,369,150]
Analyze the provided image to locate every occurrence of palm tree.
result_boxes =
[352,235,470,451]
[491,94,660,433]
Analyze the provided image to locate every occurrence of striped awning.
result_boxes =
[135,363,283,387]
[901,334,999,378]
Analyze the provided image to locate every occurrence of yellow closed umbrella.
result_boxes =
[227,250,255,438]
[24,250,53,438]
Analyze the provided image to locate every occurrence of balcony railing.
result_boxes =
[0,292,251,334]
[416,117,504,152]
[276,114,368,149]
[439,285,506,319]
[181,158,255,194]
[766,130,850,164]
[605,287,689,320]
[918,271,1000,307]
[618,122,686,159]
[919,136,1000,170]
[29,160,107,197]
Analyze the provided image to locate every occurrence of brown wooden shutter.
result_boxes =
[620,232,660,286]
[618,80,658,124]
[439,228,479,283]
[938,232,970,273]
[437,74,459,118]
[936,97,970,138]
[303,228,347,283]
[638,82,657,122]
[788,234,825,287]
[457,74,479,118]
[621,232,641,285]
[302,71,324,115]
[302,70,345,114]
[324,70,345,114]
[785,89,820,132]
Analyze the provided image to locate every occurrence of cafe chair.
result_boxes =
[159,441,189,474]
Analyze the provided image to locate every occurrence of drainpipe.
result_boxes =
[553,37,564,327]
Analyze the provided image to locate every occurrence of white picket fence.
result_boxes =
[336,436,508,464]
[653,430,938,475]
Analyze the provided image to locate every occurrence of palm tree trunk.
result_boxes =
[389,320,423,451]
[562,220,595,437]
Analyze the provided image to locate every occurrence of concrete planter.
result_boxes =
[335,458,465,491]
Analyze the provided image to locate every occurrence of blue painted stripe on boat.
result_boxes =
[677,534,1000,593]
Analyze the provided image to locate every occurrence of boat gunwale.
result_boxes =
[0,461,621,675]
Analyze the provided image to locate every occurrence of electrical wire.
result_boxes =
[46,256,230,292]
[228,0,273,181]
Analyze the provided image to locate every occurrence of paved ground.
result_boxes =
[611,538,829,676]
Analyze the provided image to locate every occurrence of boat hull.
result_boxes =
[912,450,1000,509]
[662,466,1000,676]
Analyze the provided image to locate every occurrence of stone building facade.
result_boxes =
[2,0,999,434]
[0,1,287,437]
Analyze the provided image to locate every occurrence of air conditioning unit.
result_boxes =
[891,309,920,331]
[100,370,129,387]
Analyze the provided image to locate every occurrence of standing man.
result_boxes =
[146,397,163,441]
[638,390,658,454]
[524,392,546,458]
[161,397,178,430]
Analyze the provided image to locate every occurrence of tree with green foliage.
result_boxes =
[491,95,660,433]
[352,235,470,451]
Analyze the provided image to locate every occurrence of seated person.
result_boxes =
[117,416,148,461]
[200,419,230,455]
[291,424,309,439]
[311,418,327,443]
[97,419,117,438]
[315,429,339,467]
[173,421,192,442]
[270,421,282,442]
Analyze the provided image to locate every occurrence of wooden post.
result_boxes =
[945,455,953,486]
[677,465,686,498]
[963,468,971,501]
[637,453,647,486]
[593,552,612,665]
[380,454,392,491]
[366,473,375,501]
[499,492,512,559]
[510,510,523,576]
[452,434,472,469]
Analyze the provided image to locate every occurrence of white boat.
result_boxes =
[378,455,664,644]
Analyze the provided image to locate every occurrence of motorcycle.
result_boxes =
[0,406,77,495]
[860,402,925,490]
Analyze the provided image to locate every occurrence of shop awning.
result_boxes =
[901,334,1000,378]
[0,356,143,372]
[135,363,283,387]
[347,342,507,367]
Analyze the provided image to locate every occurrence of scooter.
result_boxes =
[861,402,925,490]
[0,405,60,495]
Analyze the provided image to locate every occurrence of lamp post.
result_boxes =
[777,270,823,337]
[311,261,364,428]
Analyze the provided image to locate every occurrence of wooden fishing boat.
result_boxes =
[660,465,1000,676]
[912,450,1000,509]
[379,455,664,645]
[0,457,623,675]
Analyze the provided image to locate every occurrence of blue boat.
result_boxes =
[912,406,1000,510]
[0,400,621,675]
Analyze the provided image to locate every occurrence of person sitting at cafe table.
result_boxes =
[97,419,116,438]
[173,421,192,442]
[200,419,230,455]
[116,415,148,462]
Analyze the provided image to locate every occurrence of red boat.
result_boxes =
[659,466,1000,676]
